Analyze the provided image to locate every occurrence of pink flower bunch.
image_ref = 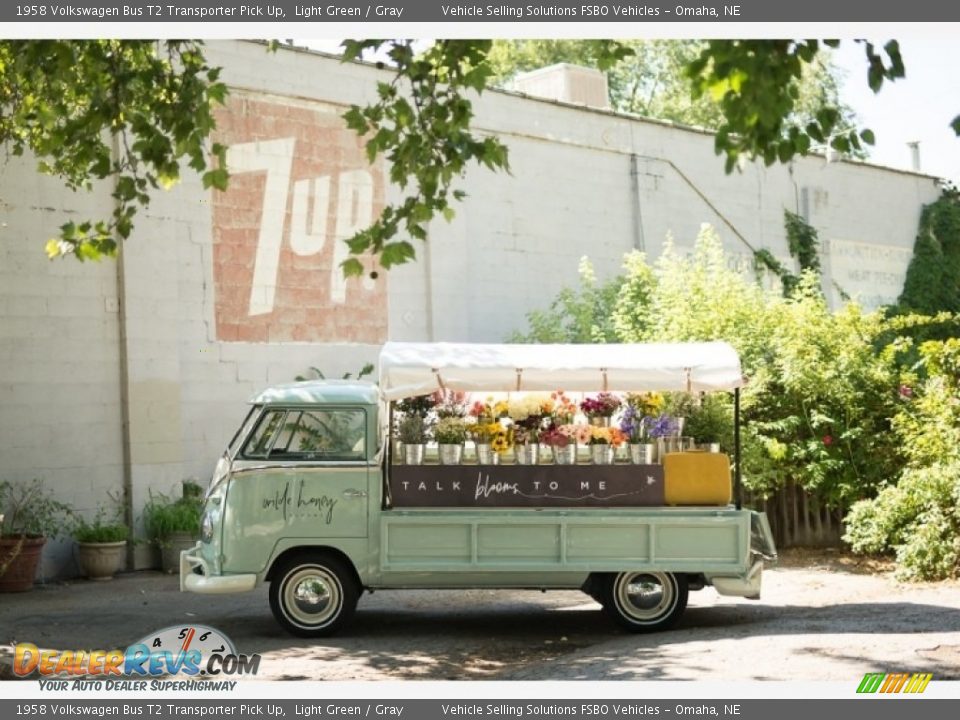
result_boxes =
[540,427,573,448]
[580,392,621,419]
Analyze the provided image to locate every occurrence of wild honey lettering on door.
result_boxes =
[212,95,387,343]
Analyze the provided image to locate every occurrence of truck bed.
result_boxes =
[379,506,753,577]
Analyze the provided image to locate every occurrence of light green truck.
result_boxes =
[182,342,777,636]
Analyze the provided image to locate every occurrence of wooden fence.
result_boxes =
[745,480,846,548]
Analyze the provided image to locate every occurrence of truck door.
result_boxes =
[229,406,369,543]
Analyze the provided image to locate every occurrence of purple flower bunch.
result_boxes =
[647,413,679,439]
[619,405,649,442]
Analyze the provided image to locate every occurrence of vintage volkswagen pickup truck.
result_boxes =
[182,341,777,637]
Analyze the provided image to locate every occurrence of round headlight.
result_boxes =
[201,511,214,543]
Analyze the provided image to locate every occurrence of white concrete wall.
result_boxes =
[0,40,942,577]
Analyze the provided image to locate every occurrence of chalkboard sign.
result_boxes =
[389,464,664,507]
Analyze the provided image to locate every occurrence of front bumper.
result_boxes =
[180,542,257,594]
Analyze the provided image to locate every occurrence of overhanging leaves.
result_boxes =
[0,40,227,261]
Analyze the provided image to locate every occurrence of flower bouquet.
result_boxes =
[550,391,578,426]
[470,421,512,465]
[587,426,627,465]
[540,425,578,465]
[580,393,622,425]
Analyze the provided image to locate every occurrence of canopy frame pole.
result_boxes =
[734,387,742,510]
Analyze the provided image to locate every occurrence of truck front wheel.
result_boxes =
[269,553,359,637]
[602,571,688,632]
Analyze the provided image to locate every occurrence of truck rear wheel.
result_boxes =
[269,553,358,637]
[601,570,688,632]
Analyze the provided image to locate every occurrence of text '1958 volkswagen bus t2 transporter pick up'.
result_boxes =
[182,342,777,637]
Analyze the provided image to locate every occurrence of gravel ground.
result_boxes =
[2,550,958,681]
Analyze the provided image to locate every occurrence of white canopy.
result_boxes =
[378,341,744,400]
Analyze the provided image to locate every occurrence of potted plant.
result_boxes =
[587,427,628,465]
[142,490,202,574]
[541,425,578,465]
[663,392,698,438]
[685,395,731,452]
[72,502,129,581]
[435,417,467,465]
[580,393,622,427]
[508,395,552,465]
[397,415,428,465]
[1,479,73,592]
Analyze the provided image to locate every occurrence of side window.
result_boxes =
[244,408,367,461]
[242,410,287,458]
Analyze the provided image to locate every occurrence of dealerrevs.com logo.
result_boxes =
[857,672,933,694]
[15,625,260,690]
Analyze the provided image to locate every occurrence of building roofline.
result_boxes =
[263,40,945,185]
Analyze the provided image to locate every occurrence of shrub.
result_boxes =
[73,505,129,544]
[143,492,201,540]
[844,462,960,580]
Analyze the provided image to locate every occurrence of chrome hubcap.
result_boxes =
[284,566,341,628]
[616,572,675,623]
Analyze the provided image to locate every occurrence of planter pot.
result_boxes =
[438,443,464,465]
[77,541,127,581]
[514,443,540,465]
[403,443,425,465]
[0,536,46,592]
[475,443,500,465]
[552,444,577,465]
[591,445,615,465]
[630,443,657,464]
[159,532,198,574]
[589,416,611,428]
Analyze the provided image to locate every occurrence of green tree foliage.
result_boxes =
[512,227,925,506]
[507,257,621,343]
[488,39,860,150]
[686,40,902,171]
[0,40,228,261]
[898,190,960,315]
[844,339,960,579]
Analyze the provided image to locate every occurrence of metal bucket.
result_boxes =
[630,443,657,464]
[514,443,540,465]
[438,444,463,465]
[591,445,615,465]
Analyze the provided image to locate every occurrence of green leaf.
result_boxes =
[340,258,364,277]
[859,129,876,145]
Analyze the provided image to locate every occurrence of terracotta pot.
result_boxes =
[77,541,127,581]
[0,536,46,592]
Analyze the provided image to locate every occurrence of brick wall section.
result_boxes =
[211,93,387,344]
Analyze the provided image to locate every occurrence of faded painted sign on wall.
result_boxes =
[212,93,387,343]
[827,238,913,310]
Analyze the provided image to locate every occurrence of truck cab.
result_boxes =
[183,342,777,637]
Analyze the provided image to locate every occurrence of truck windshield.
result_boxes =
[242,407,367,461]
[227,405,261,457]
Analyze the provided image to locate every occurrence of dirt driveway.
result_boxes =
[2,550,959,681]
